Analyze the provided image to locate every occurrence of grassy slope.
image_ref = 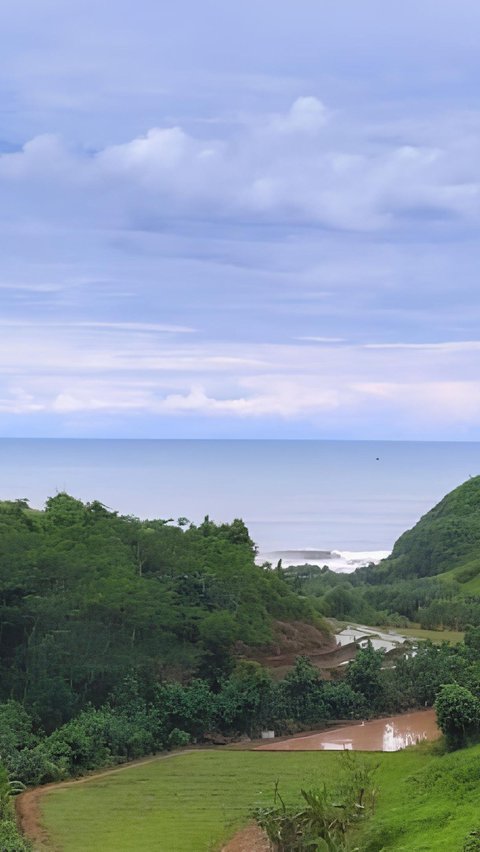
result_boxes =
[40,746,480,852]
[360,743,480,851]
[440,556,480,594]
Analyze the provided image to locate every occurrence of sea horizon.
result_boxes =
[1,438,479,568]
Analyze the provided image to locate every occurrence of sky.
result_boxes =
[1,0,480,439]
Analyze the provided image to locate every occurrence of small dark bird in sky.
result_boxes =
[376,457,380,461]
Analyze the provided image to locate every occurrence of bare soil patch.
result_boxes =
[222,823,269,852]
[238,619,354,678]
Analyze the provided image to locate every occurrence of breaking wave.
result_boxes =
[258,548,390,573]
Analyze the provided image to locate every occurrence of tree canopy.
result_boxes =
[0,493,321,727]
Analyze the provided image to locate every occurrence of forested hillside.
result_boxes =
[284,477,480,631]
[0,493,323,729]
[376,475,480,581]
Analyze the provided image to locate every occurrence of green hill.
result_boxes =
[313,477,480,630]
[379,476,480,583]
[0,493,328,729]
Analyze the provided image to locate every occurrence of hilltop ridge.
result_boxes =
[375,475,480,583]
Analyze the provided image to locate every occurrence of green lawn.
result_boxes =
[398,625,464,644]
[39,744,480,852]
[339,621,464,645]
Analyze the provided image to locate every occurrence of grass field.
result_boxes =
[397,625,464,644]
[337,621,464,645]
[40,743,480,851]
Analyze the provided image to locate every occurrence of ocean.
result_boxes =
[1,439,479,571]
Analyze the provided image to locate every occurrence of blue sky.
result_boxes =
[1,0,480,438]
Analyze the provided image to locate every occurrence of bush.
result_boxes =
[0,703,37,775]
[167,729,191,749]
[322,683,367,719]
[8,745,64,786]
[0,818,31,851]
[255,755,378,851]
[464,828,480,851]
[42,715,107,775]
[435,684,480,750]
[216,662,274,736]
[0,763,30,851]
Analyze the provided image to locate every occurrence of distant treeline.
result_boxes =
[283,563,480,630]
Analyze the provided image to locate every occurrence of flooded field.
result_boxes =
[334,624,408,653]
[256,709,440,752]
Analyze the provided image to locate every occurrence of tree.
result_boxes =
[323,585,355,618]
[44,493,86,527]
[465,625,480,657]
[434,683,480,749]
[197,611,238,685]
[216,662,274,735]
[346,642,384,712]
[278,657,326,725]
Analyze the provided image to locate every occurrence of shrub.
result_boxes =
[255,755,378,851]
[8,745,64,786]
[0,818,31,851]
[0,703,36,759]
[464,828,480,851]
[434,684,480,750]
[167,729,191,749]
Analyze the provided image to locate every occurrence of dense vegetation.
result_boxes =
[384,475,480,579]
[3,634,480,794]
[0,493,321,729]
[3,481,480,849]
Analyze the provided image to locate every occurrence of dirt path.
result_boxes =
[222,824,269,852]
[16,749,199,851]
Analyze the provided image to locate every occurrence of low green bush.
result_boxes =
[0,818,31,852]
[167,729,191,748]
[254,754,379,851]
[464,828,480,851]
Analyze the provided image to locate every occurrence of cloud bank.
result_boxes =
[2,98,480,233]
[1,320,480,438]
[1,0,480,438]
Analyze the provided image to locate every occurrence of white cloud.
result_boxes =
[364,341,480,351]
[0,134,78,180]
[0,320,195,334]
[265,96,329,135]
[356,381,480,423]
[2,98,480,232]
[1,321,480,430]
[296,336,346,343]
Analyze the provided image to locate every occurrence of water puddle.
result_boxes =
[256,709,440,752]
